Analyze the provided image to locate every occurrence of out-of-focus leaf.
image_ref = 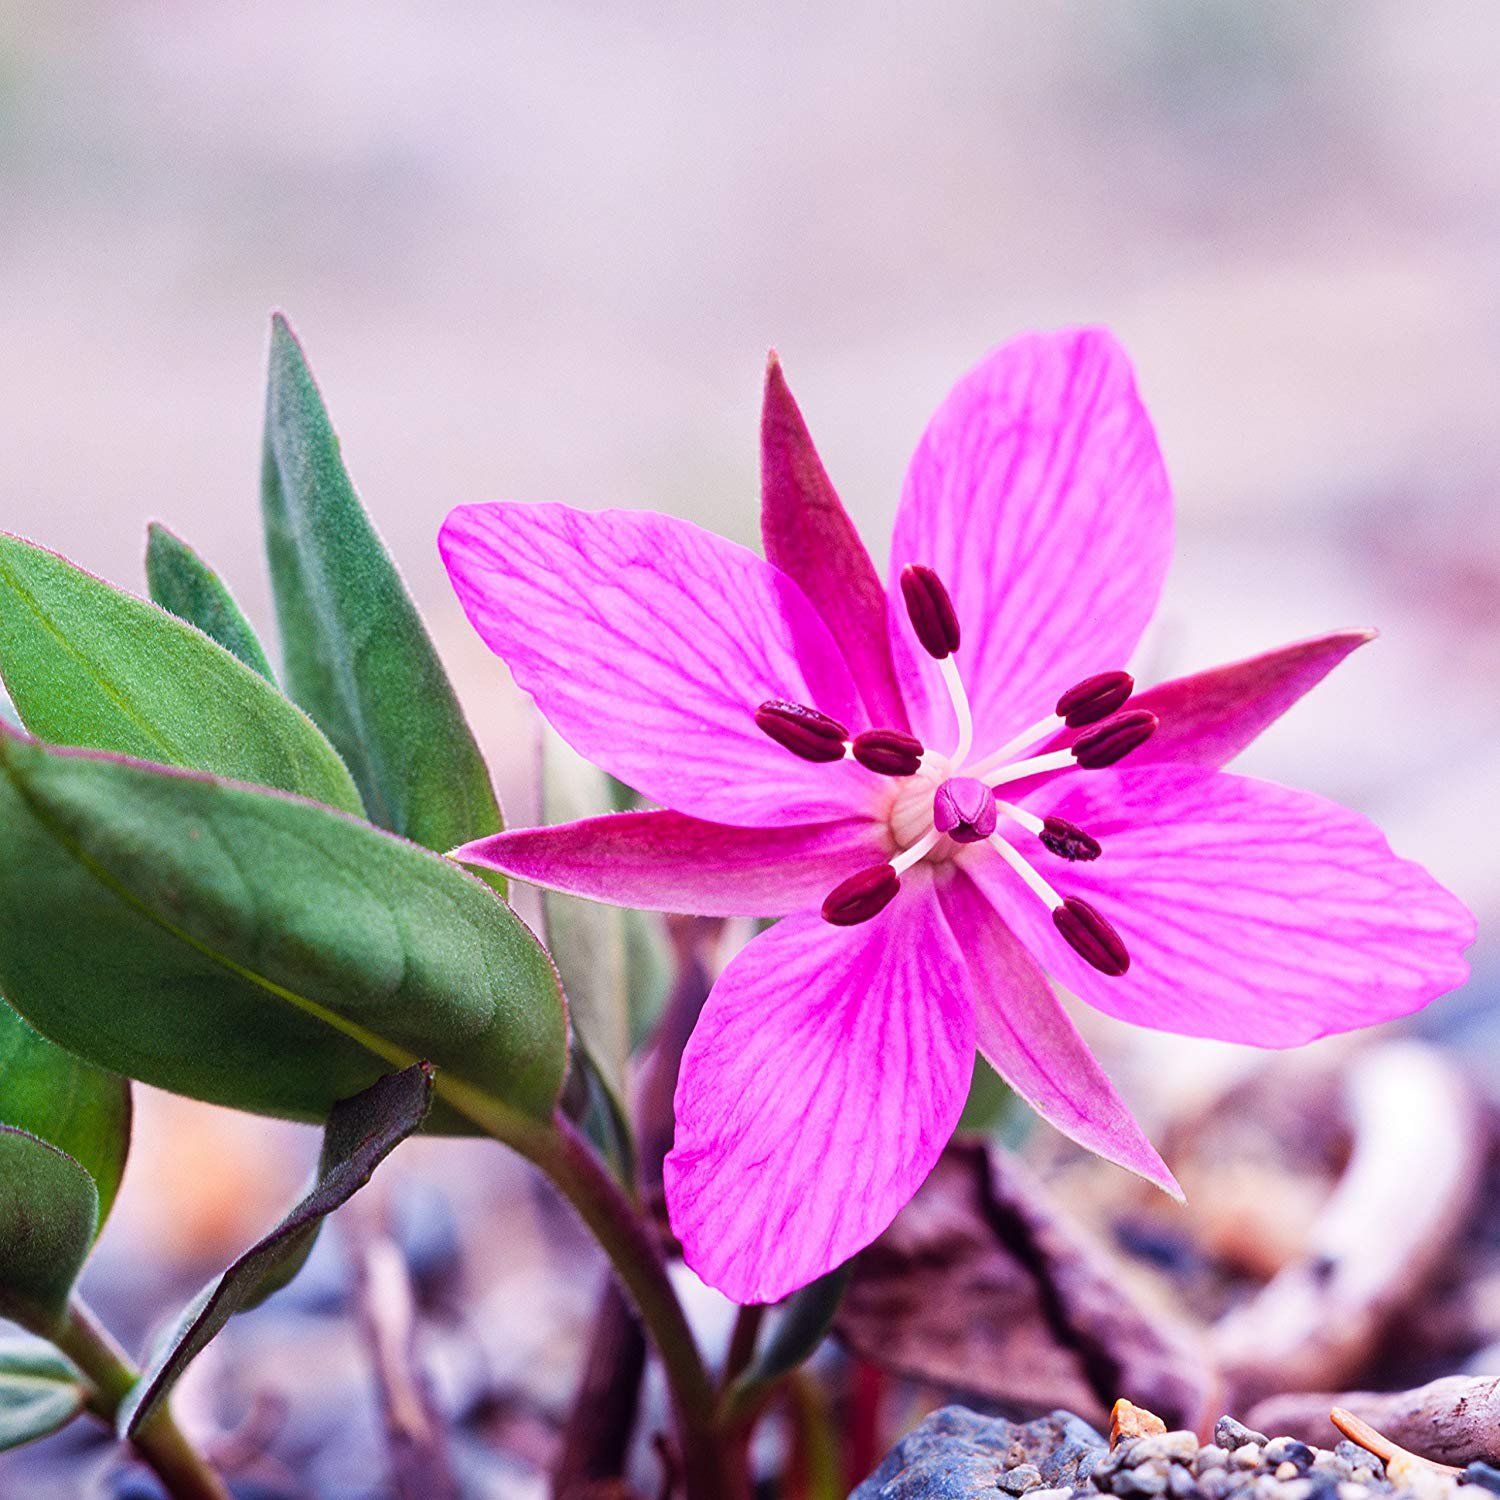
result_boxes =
[0,1126,97,1335]
[261,315,502,863]
[144,522,275,682]
[836,1141,1210,1431]
[0,533,359,814]
[957,1054,1025,1139]
[0,728,566,1129]
[562,1043,636,1188]
[0,1000,130,1231]
[119,1064,432,1437]
[625,913,674,1052]
[0,1339,87,1451]
[726,1263,851,1421]
[539,729,629,1106]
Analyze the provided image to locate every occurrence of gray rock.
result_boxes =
[1197,1448,1232,1476]
[1113,1471,1169,1497]
[1217,1419,1272,1452]
[1001,1466,1044,1495]
[1464,1468,1500,1499]
[1233,1446,1264,1471]
[1265,1441,1317,1471]
[1131,1435,1202,1467]
[849,1406,1106,1500]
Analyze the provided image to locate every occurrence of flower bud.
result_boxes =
[932,777,998,845]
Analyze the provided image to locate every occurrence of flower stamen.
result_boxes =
[964,670,1137,780]
[988,834,1130,975]
[899,564,960,659]
[984,709,1159,787]
[996,800,1103,861]
[821,863,900,925]
[852,729,924,777]
[755,699,848,762]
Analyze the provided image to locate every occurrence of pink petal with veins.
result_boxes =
[889,328,1173,753]
[976,766,1475,1047]
[666,874,974,1302]
[455,809,889,917]
[936,870,1181,1198]
[440,502,875,828]
[761,356,909,731]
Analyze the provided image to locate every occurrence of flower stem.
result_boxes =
[53,1298,231,1500]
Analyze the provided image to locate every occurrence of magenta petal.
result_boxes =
[936,871,1181,1198]
[889,329,1173,751]
[454,810,890,917]
[761,357,909,730]
[981,767,1476,1047]
[665,878,975,1302]
[440,502,874,827]
[1026,630,1376,775]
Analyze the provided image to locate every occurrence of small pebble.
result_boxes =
[1233,1445,1264,1471]
[1465,1467,1500,1498]
[1266,1439,1318,1471]
[1338,1485,1372,1500]
[1217,1418,1271,1451]
[1000,1464,1044,1494]
[1196,1447,1232,1476]
[1280,1483,1316,1500]
[1458,1487,1500,1500]
[1112,1471,1168,1497]
[1168,1465,1197,1499]
[1352,1469,1379,1486]
[1132,1434,1203,1467]
[1196,1467,1233,1500]
[1278,1464,1303,1480]
[1027,1489,1073,1500]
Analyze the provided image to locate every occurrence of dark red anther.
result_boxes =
[755,699,848,763]
[1055,670,1134,727]
[1052,897,1129,976]
[852,729,923,777]
[1071,709,1158,769]
[1040,816,1102,862]
[822,864,900,926]
[932,776,998,845]
[900,564,961,659]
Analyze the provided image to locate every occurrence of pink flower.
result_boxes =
[440,330,1475,1305]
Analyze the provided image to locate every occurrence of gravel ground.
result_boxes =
[852,1408,1500,1500]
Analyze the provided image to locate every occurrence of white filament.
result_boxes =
[986,832,1061,909]
[938,656,974,765]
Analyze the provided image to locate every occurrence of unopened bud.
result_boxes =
[821,864,900,925]
[1071,709,1157,769]
[1056,670,1133,727]
[1040,816,1102,862]
[755,699,848,763]
[1053,897,1130,976]
[900,564,961,660]
[852,729,923,777]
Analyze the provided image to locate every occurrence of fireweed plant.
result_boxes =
[0,318,1474,1500]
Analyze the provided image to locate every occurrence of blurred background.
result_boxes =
[3,3,1499,1496]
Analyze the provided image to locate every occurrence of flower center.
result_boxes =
[753,563,1157,975]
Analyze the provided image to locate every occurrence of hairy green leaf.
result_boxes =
[261,315,501,861]
[0,728,566,1128]
[0,1000,130,1230]
[120,1064,431,1437]
[0,1339,87,1451]
[0,534,359,814]
[145,523,275,681]
[0,1126,97,1335]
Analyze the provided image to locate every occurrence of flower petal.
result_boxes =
[975,767,1475,1047]
[665,876,975,1302]
[935,870,1180,1198]
[761,356,910,731]
[454,809,890,917]
[1020,630,1375,776]
[889,329,1173,752]
[441,502,873,826]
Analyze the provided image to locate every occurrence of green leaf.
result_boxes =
[144,523,276,682]
[0,1000,130,1231]
[540,729,629,1106]
[0,1339,87,1451]
[0,533,360,815]
[261,314,502,862]
[120,1063,431,1437]
[957,1054,1024,1138]
[0,1126,97,1335]
[738,1262,851,1390]
[0,727,567,1129]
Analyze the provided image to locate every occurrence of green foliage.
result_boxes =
[0,1126,97,1335]
[120,1064,432,1437]
[144,523,276,682]
[0,728,567,1128]
[261,315,502,863]
[0,533,359,814]
[735,1263,851,1393]
[0,1340,87,1451]
[0,1001,130,1230]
